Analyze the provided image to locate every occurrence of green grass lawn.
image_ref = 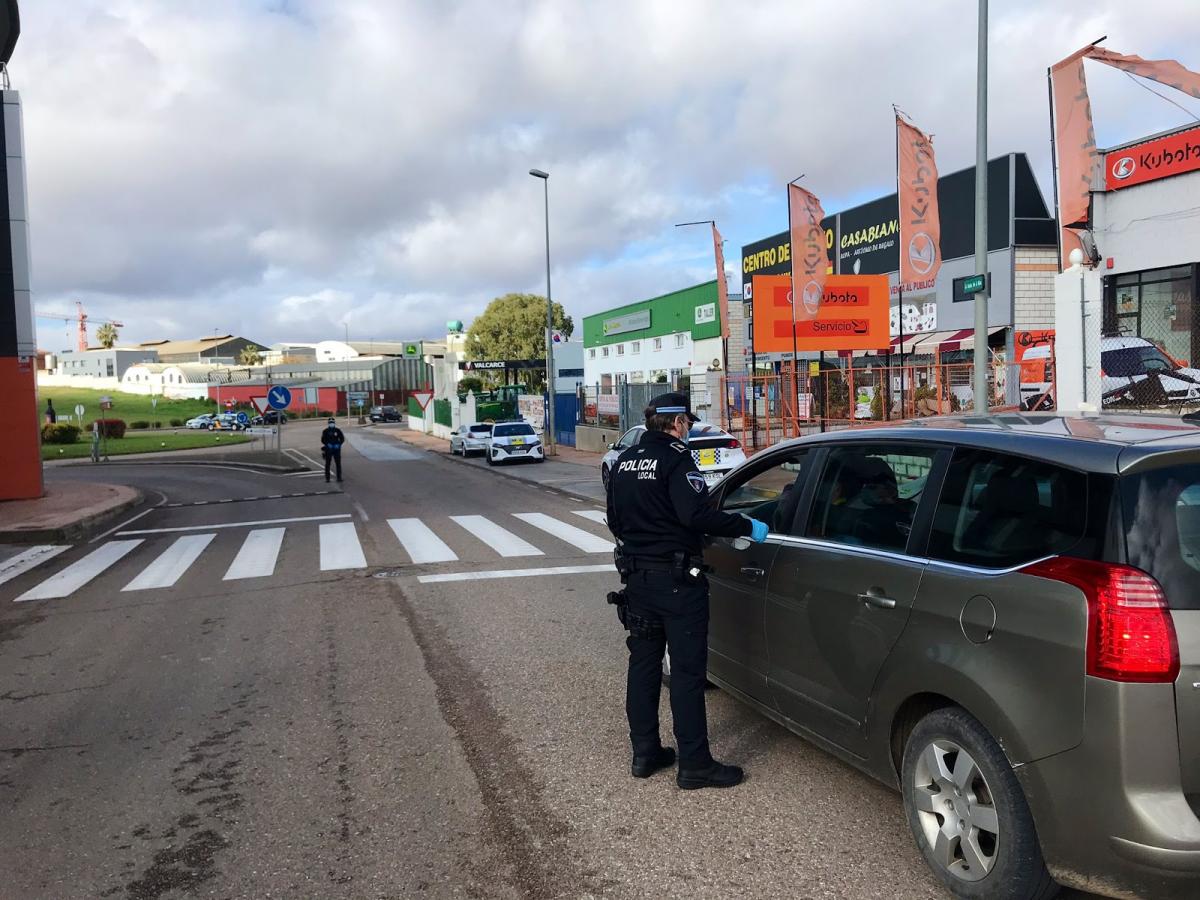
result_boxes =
[39,386,230,426]
[42,431,253,460]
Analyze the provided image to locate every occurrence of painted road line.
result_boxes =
[388,518,458,564]
[512,513,613,553]
[572,510,607,525]
[16,540,143,602]
[0,545,69,587]
[319,522,367,570]
[347,435,422,461]
[449,515,543,558]
[118,513,351,536]
[418,563,614,584]
[124,534,216,591]
[223,528,286,580]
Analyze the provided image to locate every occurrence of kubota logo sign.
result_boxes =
[1105,126,1200,191]
[1111,156,1136,180]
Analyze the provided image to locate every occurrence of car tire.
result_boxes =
[901,707,1058,900]
[207,423,216,431]
[601,464,610,490]
[486,452,496,466]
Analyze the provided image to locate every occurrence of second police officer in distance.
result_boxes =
[606,392,769,790]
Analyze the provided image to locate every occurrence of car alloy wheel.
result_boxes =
[911,739,998,883]
[901,707,1057,900]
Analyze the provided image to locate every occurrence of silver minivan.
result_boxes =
[702,414,1200,899]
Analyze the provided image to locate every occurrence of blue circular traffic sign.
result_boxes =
[267,386,292,410]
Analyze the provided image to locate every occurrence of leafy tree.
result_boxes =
[95,323,119,348]
[467,293,572,389]
[458,375,485,396]
[238,346,264,366]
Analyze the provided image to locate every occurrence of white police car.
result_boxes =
[600,422,746,488]
[486,421,544,465]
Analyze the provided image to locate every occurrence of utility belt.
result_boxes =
[614,548,710,585]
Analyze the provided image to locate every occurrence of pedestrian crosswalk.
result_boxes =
[7,509,615,603]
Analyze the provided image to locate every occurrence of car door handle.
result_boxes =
[857,590,898,610]
[740,566,765,579]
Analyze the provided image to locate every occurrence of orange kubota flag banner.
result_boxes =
[1051,44,1200,270]
[896,114,942,287]
[788,183,826,322]
[712,223,729,341]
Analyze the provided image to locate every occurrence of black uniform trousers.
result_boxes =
[624,568,713,769]
[324,449,342,481]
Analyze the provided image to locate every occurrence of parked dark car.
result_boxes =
[369,405,401,423]
[250,410,288,426]
[695,414,1200,899]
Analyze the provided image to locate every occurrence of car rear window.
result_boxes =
[928,449,1087,569]
[469,423,493,433]
[493,423,534,437]
[1123,463,1200,610]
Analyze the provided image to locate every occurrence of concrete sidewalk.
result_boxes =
[0,482,143,543]
[384,427,607,503]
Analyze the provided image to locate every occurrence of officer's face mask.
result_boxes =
[672,415,690,441]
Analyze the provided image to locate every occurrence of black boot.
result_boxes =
[631,746,676,779]
[677,761,744,790]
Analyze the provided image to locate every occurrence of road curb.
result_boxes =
[54,459,308,473]
[0,487,145,544]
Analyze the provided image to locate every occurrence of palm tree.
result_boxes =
[95,323,119,348]
[238,346,263,366]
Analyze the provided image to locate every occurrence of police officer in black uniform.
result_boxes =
[321,417,345,483]
[606,392,769,789]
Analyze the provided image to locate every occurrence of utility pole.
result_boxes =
[529,169,556,456]
[973,0,989,411]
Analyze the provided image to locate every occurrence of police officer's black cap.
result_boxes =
[648,391,698,423]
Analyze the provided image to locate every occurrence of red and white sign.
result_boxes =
[225,399,234,409]
[251,396,270,414]
[411,390,433,410]
[1105,125,1200,191]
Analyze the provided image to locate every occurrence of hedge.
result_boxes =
[92,418,127,439]
[41,422,80,444]
[130,420,150,430]
[169,418,184,427]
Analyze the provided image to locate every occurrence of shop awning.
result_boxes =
[920,326,1007,353]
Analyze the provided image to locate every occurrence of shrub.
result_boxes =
[93,418,126,439]
[41,422,80,444]
[152,421,162,429]
[130,420,150,430]
[169,418,184,427]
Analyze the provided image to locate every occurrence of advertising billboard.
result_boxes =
[751,274,890,353]
[1105,125,1200,192]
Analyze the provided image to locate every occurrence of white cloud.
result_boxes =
[17,0,1200,350]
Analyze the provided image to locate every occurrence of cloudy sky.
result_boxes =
[19,0,1200,352]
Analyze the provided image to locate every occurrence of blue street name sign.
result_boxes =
[267,386,293,410]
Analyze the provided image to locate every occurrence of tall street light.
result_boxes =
[973,0,989,410]
[529,168,555,456]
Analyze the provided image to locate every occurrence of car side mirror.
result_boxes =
[607,442,616,450]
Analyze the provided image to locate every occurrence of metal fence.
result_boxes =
[579,376,713,434]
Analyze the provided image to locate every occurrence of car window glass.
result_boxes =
[806,445,936,553]
[618,427,643,449]
[720,451,808,534]
[928,449,1086,568]
[494,423,534,437]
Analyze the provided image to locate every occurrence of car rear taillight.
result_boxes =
[1022,557,1180,683]
[726,439,741,449]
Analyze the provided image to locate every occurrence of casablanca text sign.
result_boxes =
[751,274,890,353]
[601,310,651,336]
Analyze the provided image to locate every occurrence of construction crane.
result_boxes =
[34,301,125,352]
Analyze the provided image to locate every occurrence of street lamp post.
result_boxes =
[343,322,352,428]
[973,0,989,410]
[529,168,555,456]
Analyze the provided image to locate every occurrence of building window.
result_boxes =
[106,362,114,377]
[674,334,686,349]
[616,344,625,356]
[601,374,613,391]
[1105,264,1196,366]
[602,346,610,358]
[653,338,663,352]
[631,341,640,355]
[588,348,595,359]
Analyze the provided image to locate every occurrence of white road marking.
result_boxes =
[0,545,69,586]
[319,522,367,570]
[388,518,458,563]
[223,528,286,580]
[16,540,143,602]
[512,513,613,553]
[572,510,608,525]
[352,501,370,522]
[123,534,215,591]
[347,435,422,461]
[418,563,614,584]
[450,515,543,558]
[119,513,351,536]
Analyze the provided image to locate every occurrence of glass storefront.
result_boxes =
[1105,264,1198,366]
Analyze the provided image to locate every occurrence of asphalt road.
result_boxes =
[0,426,1095,899]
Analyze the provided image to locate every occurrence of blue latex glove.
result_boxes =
[749,518,769,543]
